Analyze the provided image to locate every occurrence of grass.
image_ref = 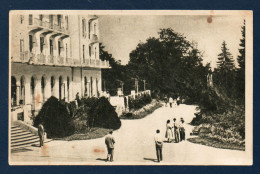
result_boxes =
[53,127,112,141]
[121,100,163,120]
[187,136,245,151]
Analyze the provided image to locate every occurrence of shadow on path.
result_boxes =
[96,158,107,162]
[143,158,157,162]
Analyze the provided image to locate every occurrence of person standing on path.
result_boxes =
[164,96,168,107]
[169,97,174,108]
[38,123,44,147]
[179,118,186,141]
[154,129,163,162]
[105,131,115,162]
[165,120,173,143]
[173,118,180,143]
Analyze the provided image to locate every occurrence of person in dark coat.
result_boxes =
[173,118,180,143]
[38,124,44,147]
[105,131,115,162]
[179,118,185,141]
[154,129,163,162]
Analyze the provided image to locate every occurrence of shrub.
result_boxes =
[87,97,121,130]
[34,96,75,138]
[128,94,152,110]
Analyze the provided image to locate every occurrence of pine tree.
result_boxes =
[237,20,245,71]
[217,41,235,71]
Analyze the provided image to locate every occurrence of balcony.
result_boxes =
[15,52,110,68]
[89,34,98,43]
[28,17,69,35]
[57,56,65,65]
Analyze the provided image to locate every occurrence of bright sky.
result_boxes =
[99,15,244,68]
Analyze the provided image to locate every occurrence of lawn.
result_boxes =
[53,127,112,141]
[187,136,245,151]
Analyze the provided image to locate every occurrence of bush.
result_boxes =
[128,94,152,110]
[87,97,121,130]
[34,96,75,138]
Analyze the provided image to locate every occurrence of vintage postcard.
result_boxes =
[9,10,253,165]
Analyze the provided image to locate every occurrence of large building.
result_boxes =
[10,13,110,123]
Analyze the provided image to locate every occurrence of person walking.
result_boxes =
[179,118,186,141]
[38,123,44,147]
[154,129,163,162]
[105,131,115,162]
[173,118,180,143]
[169,97,174,108]
[164,96,168,107]
[165,120,173,143]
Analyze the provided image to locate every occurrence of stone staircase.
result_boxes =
[11,124,40,152]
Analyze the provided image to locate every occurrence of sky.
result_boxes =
[99,15,244,68]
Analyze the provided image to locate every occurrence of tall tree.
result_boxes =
[216,41,235,71]
[237,20,245,71]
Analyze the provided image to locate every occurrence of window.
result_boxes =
[20,39,24,52]
[29,14,33,25]
[84,77,87,96]
[65,16,69,30]
[94,23,97,35]
[94,47,97,59]
[90,77,93,96]
[49,15,53,28]
[20,15,24,24]
[89,46,91,57]
[82,19,86,37]
[59,76,62,100]
[50,39,53,55]
[58,41,62,56]
[39,15,43,25]
[83,45,85,62]
[57,15,62,28]
[40,37,44,53]
[66,43,68,58]
[88,21,91,39]
[29,35,33,52]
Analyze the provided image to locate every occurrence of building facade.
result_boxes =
[10,13,109,123]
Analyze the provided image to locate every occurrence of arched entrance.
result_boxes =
[67,77,70,101]
[20,76,25,105]
[51,76,55,96]
[30,76,36,109]
[11,76,17,106]
[41,76,46,102]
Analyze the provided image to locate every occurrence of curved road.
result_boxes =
[11,104,250,165]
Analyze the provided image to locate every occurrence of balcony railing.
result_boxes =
[57,56,64,64]
[90,34,98,43]
[16,52,110,68]
[29,17,69,34]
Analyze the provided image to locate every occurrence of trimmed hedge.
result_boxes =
[128,94,152,110]
[34,96,75,138]
[87,97,121,130]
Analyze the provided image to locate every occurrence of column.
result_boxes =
[45,76,51,100]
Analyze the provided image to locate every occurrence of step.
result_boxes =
[11,131,32,138]
[11,130,27,135]
[11,138,39,147]
[11,127,23,131]
[11,135,39,144]
[11,133,38,141]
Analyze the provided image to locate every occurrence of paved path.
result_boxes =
[10,104,250,165]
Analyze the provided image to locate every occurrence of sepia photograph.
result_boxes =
[9,10,253,165]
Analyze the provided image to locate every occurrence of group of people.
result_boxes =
[165,118,186,143]
[164,96,181,108]
[154,117,186,163]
